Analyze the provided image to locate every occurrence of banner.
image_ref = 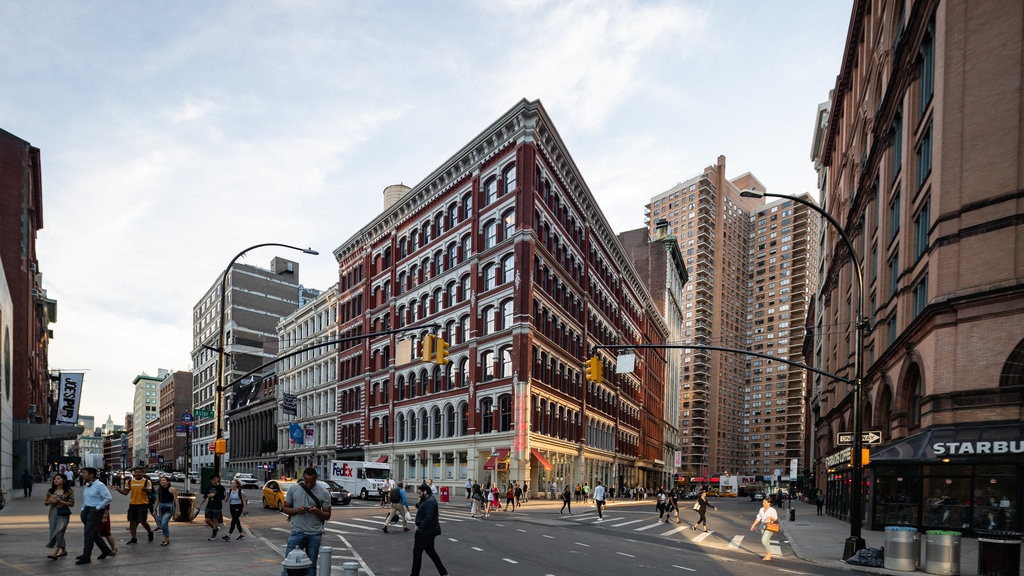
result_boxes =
[282,393,297,416]
[305,424,315,447]
[55,372,84,425]
[289,422,304,445]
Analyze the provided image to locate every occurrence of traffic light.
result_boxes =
[585,356,603,382]
[214,438,227,455]
[420,334,436,362]
[434,337,451,365]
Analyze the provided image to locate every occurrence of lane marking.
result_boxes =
[616,552,635,558]
[543,534,555,539]
[612,519,645,527]
[660,525,687,536]
[634,522,663,532]
[728,535,744,549]
[471,546,484,551]
[693,531,713,543]
[672,565,697,572]
[502,558,519,564]
[575,542,590,547]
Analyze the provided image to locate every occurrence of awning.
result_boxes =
[375,454,389,463]
[530,448,553,471]
[483,448,510,470]
[870,422,1024,462]
[14,422,83,442]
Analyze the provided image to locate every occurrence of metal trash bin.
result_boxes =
[884,526,921,571]
[924,530,961,575]
[789,507,796,521]
[174,493,196,522]
[977,530,1022,576]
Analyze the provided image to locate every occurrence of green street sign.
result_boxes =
[194,409,215,418]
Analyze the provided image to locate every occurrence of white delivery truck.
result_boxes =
[329,460,392,500]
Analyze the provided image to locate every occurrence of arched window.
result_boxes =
[409,411,417,441]
[483,220,498,249]
[459,274,471,302]
[461,234,472,261]
[499,347,513,378]
[481,306,495,336]
[502,163,516,194]
[999,338,1024,387]
[396,413,406,442]
[483,263,498,291]
[500,299,513,329]
[458,315,470,343]
[447,202,458,228]
[446,242,458,268]
[501,254,515,285]
[906,364,923,428]
[458,357,469,388]
[502,208,516,240]
[459,401,469,435]
[419,408,429,439]
[461,192,472,219]
[397,375,405,401]
[445,405,456,437]
[481,397,494,433]
[483,177,498,206]
[498,394,513,431]
[432,407,442,439]
[480,350,495,382]
[446,282,457,308]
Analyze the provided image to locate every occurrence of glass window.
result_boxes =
[481,398,493,433]
[916,123,932,190]
[502,164,516,195]
[481,351,494,382]
[503,209,516,239]
[483,264,497,291]
[890,194,901,240]
[483,177,498,206]
[484,221,497,249]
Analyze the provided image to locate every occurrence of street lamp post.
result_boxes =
[740,189,866,557]
[214,243,318,479]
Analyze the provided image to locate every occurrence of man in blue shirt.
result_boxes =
[76,467,113,564]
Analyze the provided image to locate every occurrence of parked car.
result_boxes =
[751,491,765,501]
[234,473,259,489]
[147,472,162,485]
[324,480,352,505]
[262,480,297,511]
[171,471,186,482]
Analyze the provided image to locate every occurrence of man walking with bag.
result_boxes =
[281,467,332,576]
[75,467,113,564]
[383,481,410,532]
[410,482,448,576]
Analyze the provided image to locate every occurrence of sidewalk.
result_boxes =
[0,488,286,575]
[781,501,1023,576]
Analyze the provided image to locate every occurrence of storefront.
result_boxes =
[826,422,1023,536]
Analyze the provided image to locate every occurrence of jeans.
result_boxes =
[157,504,174,537]
[281,530,323,576]
[760,526,773,554]
[228,503,244,534]
[595,499,605,518]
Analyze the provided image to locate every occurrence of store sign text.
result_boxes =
[932,441,1024,456]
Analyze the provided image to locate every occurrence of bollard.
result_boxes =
[342,561,361,576]
[318,546,333,575]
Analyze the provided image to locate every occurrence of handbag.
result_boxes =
[765,519,780,533]
[693,501,700,511]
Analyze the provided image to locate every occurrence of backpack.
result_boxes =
[389,487,402,504]
[146,480,156,506]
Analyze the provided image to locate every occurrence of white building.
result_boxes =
[132,372,163,466]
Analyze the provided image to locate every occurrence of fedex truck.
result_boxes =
[329,460,391,500]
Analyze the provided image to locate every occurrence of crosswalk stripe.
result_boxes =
[660,525,688,537]
[692,531,713,542]
[634,522,663,532]
[728,535,744,549]
[612,519,646,527]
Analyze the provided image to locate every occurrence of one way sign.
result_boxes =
[837,431,883,445]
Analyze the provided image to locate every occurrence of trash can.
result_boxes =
[174,493,196,522]
[789,508,796,521]
[884,526,921,571]
[439,486,450,503]
[977,530,1022,576]
[924,530,961,575]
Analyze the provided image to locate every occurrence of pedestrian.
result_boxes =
[154,475,178,545]
[490,483,500,511]
[464,477,472,500]
[692,490,717,532]
[195,474,227,541]
[383,481,410,532]
[44,473,74,559]
[521,481,529,503]
[99,504,117,556]
[75,467,113,565]
[470,482,485,518]
[582,482,590,503]
[409,482,448,576]
[21,468,33,497]
[280,467,332,576]
[513,481,523,509]
[666,488,681,523]
[816,493,824,515]
[656,488,667,519]
[549,481,557,501]
[504,483,515,511]
[428,479,438,500]
[593,480,606,519]
[574,482,582,503]
[116,466,155,543]
[225,478,249,540]
[749,496,780,561]
[560,485,572,515]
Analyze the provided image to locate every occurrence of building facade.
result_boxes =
[132,372,162,467]
[274,284,338,479]
[644,157,819,484]
[190,257,319,471]
[155,370,191,471]
[333,99,669,496]
[226,373,280,480]
[815,0,1024,535]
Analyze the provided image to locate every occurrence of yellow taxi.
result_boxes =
[262,479,297,511]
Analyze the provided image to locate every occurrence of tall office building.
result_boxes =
[645,156,818,482]
[813,0,1024,534]
[333,99,670,494]
[190,258,319,471]
[131,372,163,467]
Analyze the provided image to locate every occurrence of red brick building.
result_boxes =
[332,100,669,495]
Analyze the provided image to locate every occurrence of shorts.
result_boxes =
[205,508,224,522]
[127,503,150,524]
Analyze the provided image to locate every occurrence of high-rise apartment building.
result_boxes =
[645,156,818,482]
[190,258,319,471]
[812,0,1024,535]
[333,99,669,495]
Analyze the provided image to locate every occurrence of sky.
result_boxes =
[0,0,853,425]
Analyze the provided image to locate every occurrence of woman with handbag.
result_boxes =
[692,490,717,530]
[44,474,75,559]
[749,497,780,561]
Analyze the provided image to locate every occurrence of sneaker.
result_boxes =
[383,526,388,533]
[208,536,217,541]
[148,531,155,542]
[222,535,230,541]
[237,534,245,540]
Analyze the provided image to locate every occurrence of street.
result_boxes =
[1,484,836,576]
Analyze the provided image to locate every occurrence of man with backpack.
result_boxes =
[383,481,409,532]
[116,466,155,543]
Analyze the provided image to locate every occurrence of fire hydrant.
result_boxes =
[282,548,313,576]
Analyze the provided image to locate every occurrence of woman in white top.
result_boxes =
[749,497,779,561]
